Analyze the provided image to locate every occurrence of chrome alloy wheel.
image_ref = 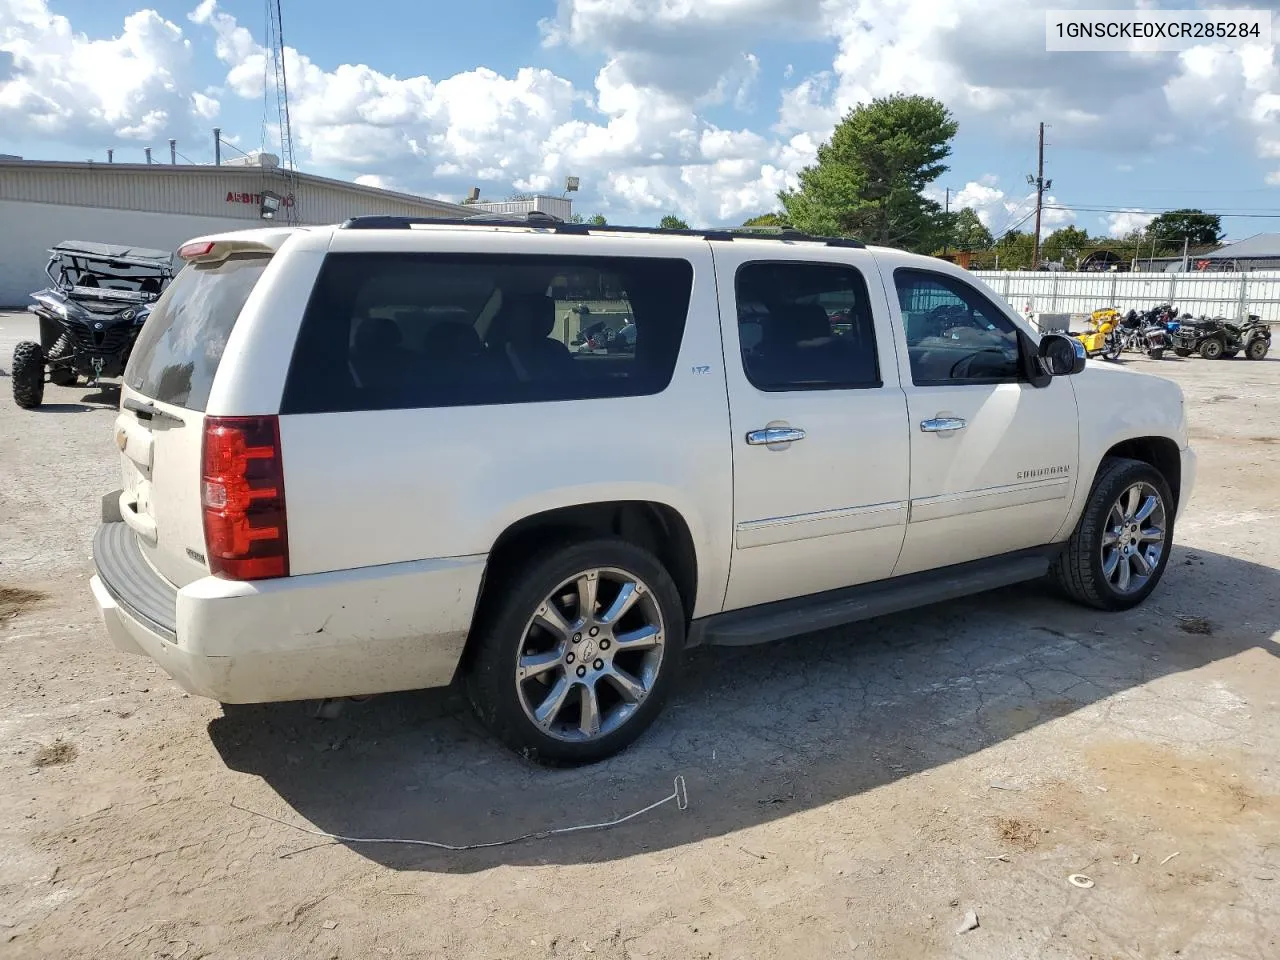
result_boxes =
[515,567,666,742]
[1101,482,1167,595]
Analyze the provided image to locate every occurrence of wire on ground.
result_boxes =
[231,775,689,853]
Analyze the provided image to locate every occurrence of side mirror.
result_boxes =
[1038,333,1086,378]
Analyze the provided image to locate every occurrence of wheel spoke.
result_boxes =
[533,675,573,727]
[1139,525,1165,544]
[1132,550,1154,577]
[517,648,563,682]
[599,581,642,625]
[576,572,599,620]
[1102,549,1121,581]
[1115,555,1133,592]
[579,683,602,737]
[1102,528,1121,547]
[603,665,646,704]
[1134,494,1160,523]
[1123,485,1141,520]
[614,624,661,651]
[535,602,574,641]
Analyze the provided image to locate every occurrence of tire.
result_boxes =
[1247,338,1270,361]
[1199,338,1224,360]
[11,341,45,409]
[1146,348,1165,360]
[464,537,685,765]
[1174,348,1192,357]
[1049,457,1175,612]
[46,334,77,387]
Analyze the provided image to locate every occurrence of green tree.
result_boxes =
[566,213,585,224]
[779,93,957,252]
[588,214,608,226]
[660,214,690,230]
[1144,209,1222,250]
[994,230,1036,270]
[951,207,993,250]
[1042,225,1090,266]
[743,212,788,227]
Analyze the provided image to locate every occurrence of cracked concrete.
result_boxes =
[2,308,1280,959]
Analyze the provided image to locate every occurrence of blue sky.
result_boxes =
[4,0,1280,239]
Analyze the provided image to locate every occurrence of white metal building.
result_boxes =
[0,156,475,305]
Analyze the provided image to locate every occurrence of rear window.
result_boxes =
[280,253,694,414]
[124,255,269,411]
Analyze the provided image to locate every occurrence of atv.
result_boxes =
[11,241,173,409]
[1171,314,1271,361]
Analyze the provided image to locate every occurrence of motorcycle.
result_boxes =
[1071,308,1123,361]
[1118,306,1173,359]
[11,241,173,409]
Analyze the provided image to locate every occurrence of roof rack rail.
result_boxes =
[339,213,865,248]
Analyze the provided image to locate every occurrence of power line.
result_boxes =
[1046,203,1280,218]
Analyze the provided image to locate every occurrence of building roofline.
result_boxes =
[0,157,473,216]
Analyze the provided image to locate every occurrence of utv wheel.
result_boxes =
[465,538,685,765]
[1247,338,1270,361]
[46,334,77,386]
[1050,457,1173,612]
[1199,338,1224,360]
[1173,348,1192,357]
[11,341,45,409]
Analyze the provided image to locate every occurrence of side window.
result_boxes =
[281,253,693,413]
[894,269,1023,385]
[735,261,880,391]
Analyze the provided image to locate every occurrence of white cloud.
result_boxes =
[1106,209,1157,238]
[0,1,203,143]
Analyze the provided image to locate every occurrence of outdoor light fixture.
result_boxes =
[259,191,282,220]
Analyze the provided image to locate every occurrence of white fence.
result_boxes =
[972,270,1280,323]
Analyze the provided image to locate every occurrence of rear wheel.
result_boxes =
[1199,338,1224,360]
[1173,348,1192,357]
[11,341,45,409]
[1247,338,1270,361]
[1049,458,1173,611]
[1146,348,1165,360]
[465,538,685,764]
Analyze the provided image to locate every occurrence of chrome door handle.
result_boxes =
[920,417,967,433]
[746,426,806,446]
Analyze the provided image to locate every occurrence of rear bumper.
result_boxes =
[91,522,486,703]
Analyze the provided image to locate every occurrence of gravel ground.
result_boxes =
[1,308,1279,960]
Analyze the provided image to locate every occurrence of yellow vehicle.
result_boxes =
[1072,308,1122,360]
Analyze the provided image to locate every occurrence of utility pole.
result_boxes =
[943,186,951,256]
[1027,122,1052,269]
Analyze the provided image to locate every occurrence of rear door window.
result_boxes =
[280,253,694,414]
[124,255,270,410]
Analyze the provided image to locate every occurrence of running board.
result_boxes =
[689,545,1061,648]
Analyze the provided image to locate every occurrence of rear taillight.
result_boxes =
[201,415,288,580]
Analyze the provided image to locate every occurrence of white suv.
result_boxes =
[90,215,1196,764]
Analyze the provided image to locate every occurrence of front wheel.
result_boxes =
[1049,457,1174,611]
[465,538,685,765]
[1247,338,1270,361]
[1200,338,1224,360]
[11,341,45,409]
[1101,339,1122,361]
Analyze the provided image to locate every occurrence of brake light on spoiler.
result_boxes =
[201,416,289,580]
[179,238,276,264]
